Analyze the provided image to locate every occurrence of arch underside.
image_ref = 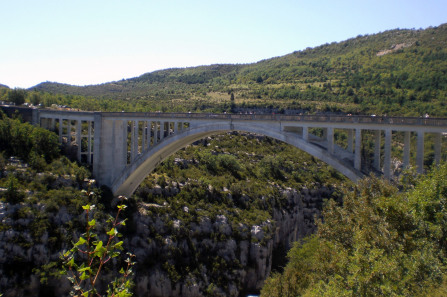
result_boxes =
[112,123,363,197]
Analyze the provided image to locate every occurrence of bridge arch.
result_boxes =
[31,110,447,196]
[112,123,362,197]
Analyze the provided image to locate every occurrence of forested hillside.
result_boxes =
[17,23,447,117]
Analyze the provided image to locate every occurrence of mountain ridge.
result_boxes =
[1,23,446,116]
[29,24,445,91]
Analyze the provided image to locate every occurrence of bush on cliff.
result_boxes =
[261,164,447,296]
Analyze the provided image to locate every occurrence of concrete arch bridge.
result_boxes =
[35,110,447,197]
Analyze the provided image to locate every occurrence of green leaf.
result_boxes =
[79,271,89,281]
[82,204,90,210]
[74,237,87,247]
[78,266,92,273]
[110,251,120,258]
[93,240,103,248]
[94,241,107,257]
[67,257,75,267]
[114,241,124,249]
[107,228,117,236]
[88,219,96,227]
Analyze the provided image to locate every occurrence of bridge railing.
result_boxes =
[32,108,447,127]
[101,111,447,127]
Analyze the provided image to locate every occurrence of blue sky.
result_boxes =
[1,0,446,88]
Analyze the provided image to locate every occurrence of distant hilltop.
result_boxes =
[1,23,446,117]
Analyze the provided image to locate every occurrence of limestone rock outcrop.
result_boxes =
[0,184,335,297]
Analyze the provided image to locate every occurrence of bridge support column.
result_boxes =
[327,127,334,154]
[141,121,146,152]
[93,116,128,188]
[154,122,159,144]
[404,131,411,168]
[347,129,354,153]
[384,129,392,179]
[131,120,139,162]
[435,133,442,166]
[146,121,151,149]
[87,121,92,164]
[302,126,308,141]
[374,130,381,171]
[160,122,165,140]
[417,131,424,174]
[58,118,63,143]
[355,129,361,171]
[76,120,82,161]
[68,120,72,144]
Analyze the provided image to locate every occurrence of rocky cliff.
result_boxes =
[0,181,337,297]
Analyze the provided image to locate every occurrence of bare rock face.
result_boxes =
[0,185,334,297]
[129,185,332,297]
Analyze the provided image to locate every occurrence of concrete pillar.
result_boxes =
[76,120,82,161]
[68,120,72,143]
[327,127,334,154]
[93,114,102,180]
[384,129,392,179]
[131,120,139,162]
[374,130,381,171]
[87,121,92,164]
[302,126,308,142]
[322,128,327,141]
[347,129,354,153]
[113,120,127,179]
[154,122,158,144]
[416,131,424,174]
[141,121,146,152]
[32,109,39,126]
[403,131,411,168]
[354,128,362,171]
[435,133,442,166]
[93,116,129,188]
[147,121,152,147]
[160,122,165,140]
[59,118,63,143]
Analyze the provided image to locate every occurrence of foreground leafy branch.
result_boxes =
[62,193,135,297]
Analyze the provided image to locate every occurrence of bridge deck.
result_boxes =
[96,112,447,127]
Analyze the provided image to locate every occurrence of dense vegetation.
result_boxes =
[1,23,445,117]
[261,164,447,296]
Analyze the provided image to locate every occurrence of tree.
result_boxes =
[230,93,236,113]
[261,166,447,297]
[29,92,41,106]
[7,88,26,105]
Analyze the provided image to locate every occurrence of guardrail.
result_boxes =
[4,105,447,127]
[102,112,447,127]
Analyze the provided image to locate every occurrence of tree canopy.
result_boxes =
[261,164,447,296]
